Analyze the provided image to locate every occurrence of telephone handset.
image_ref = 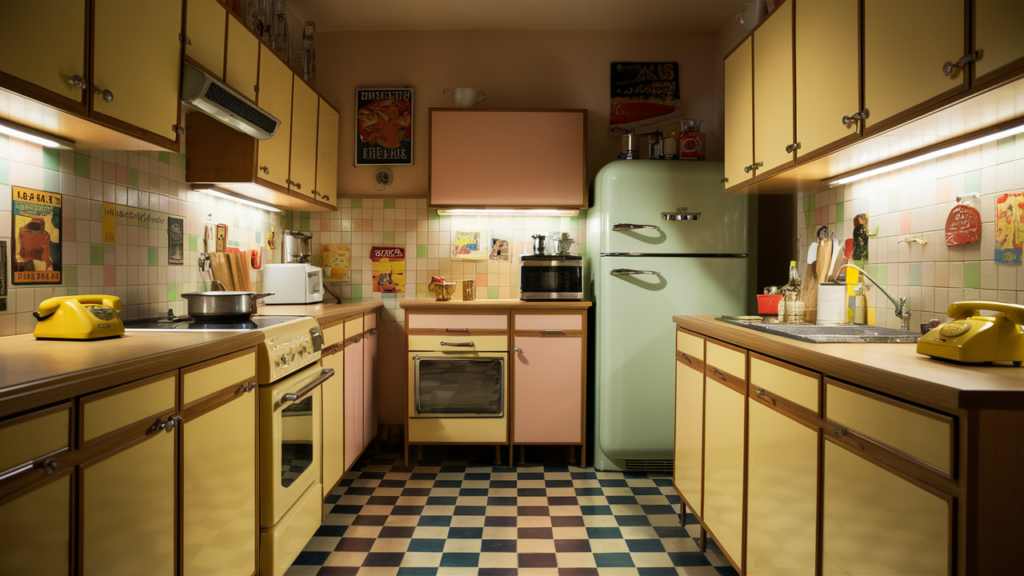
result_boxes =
[32,295,125,340]
[918,300,1024,365]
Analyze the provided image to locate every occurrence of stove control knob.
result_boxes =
[280,354,287,365]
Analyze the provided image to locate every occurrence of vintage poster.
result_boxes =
[0,240,7,312]
[945,203,981,246]
[995,192,1024,264]
[489,237,510,262]
[102,203,116,244]
[12,186,61,286]
[453,231,488,260]
[321,244,351,280]
[168,217,184,265]
[356,87,413,166]
[609,62,680,137]
[370,247,405,293]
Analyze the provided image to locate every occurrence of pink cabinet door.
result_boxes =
[344,339,364,471]
[362,331,377,451]
[513,336,583,443]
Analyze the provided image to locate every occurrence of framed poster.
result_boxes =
[321,244,351,280]
[609,62,680,137]
[356,87,413,166]
[453,231,488,260]
[370,247,405,293]
[12,186,62,286]
[168,217,184,265]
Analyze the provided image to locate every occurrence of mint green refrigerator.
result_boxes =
[586,160,752,471]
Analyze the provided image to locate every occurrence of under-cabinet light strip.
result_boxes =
[829,123,1024,186]
[437,209,579,216]
[201,187,282,213]
[0,118,75,150]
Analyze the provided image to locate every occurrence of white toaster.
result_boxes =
[262,263,323,304]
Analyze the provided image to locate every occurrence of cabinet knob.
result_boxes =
[785,142,801,154]
[720,178,729,184]
[712,368,724,379]
[70,74,87,90]
[172,124,184,135]
[286,178,295,186]
[161,415,181,433]
[943,51,979,76]
[43,458,59,476]
[95,88,114,103]
[259,166,269,174]
[179,32,191,45]
[743,162,763,174]
[842,109,870,126]
[834,427,848,438]
[514,347,523,353]
[294,182,301,189]
[756,388,766,396]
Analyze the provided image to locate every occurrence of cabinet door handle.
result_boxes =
[680,352,691,363]
[610,268,662,276]
[785,142,801,154]
[744,162,763,174]
[95,88,113,102]
[172,124,185,135]
[720,177,729,184]
[238,381,256,393]
[514,346,523,353]
[842,109,870,126]
[755,388,766,396]
[712,368,724,380]
[943,51,979,76]
[70,74,87,90]
[440,341,474,347]
[541,329,562,334]
[259,166,269,175]
[368,328,377,335]
[0,450,65,483]
[834,427,848,437]
[294,182,301,189]
[161,415,181,434]
[612,223,661,231]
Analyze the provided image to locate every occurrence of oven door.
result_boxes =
[259,363,333,527]
[520,261,583,300]
[410,352,507,418]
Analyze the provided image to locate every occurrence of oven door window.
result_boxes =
[280,395,314,487]
[415,358,504,417]
[521,266,582,293]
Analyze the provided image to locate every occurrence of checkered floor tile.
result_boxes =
[285,448,739,576]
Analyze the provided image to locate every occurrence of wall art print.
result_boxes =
[12,186,61,286]
[453,231,488,260]
[609,62,680,137]
[321,244,351,280]
[168,217,184,265]
[370,246,405,293]
[489,237,510,262]
[356,87,413,166]
[995,192,1024,264]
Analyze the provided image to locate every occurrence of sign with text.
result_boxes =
[610,62,680,137]
[945,203,981,246]
[370,247,405,293]
[12,186,62,285]
[356,87,413,166]
[102,203,116,244]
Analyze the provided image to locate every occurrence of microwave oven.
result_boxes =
[519,255,583,301]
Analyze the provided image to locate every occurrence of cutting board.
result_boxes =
[210,253,233,290]
[229,253,251,291]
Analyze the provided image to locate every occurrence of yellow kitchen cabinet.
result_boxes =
[0,1,87,111]
[92,0,183,144]
[289,79,319,197]
[702,342,746,570]
[314,98,340,206]
[225,13,259,103]
[753,0,794,173]
[321,339,345,500]
[185,0,227,79]
[822,441,950,576]
[673,334,704,516]
[181,386,257,576]
[973,0,1024,84]
[0,472,73,576]
[863,0,967,131]
[795,0,861,157]
[257,44,293,189]
[746,400,818,576]
[724,37,754,188]
[81,430,176,576]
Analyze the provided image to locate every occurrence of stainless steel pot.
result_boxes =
[180,291,274,318]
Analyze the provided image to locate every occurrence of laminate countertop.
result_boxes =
[399,299,592,310]
[0,331,264,419]
[675,315,1024,414]
[257,300,384,326]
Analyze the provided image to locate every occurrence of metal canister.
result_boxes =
[462,279,476,301]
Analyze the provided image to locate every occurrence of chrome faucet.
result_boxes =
[838,264,911,331]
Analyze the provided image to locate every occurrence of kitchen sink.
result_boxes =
[716,317,922,344]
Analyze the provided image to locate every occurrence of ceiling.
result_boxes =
[289,0,749,33]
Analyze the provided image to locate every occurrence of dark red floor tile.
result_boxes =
[554,539,592,553]
[517,506,550,516]
[335,538,375,552]
[547,496,579,506]
[551,516,585,527]
[316,567,360,576]
[485,516,518,527]
[391,505,425,515]
[362,552,405,566]
[352,515,388,526]
[366,495,399,506]
[517,527,554,539]
[378,526,416,538]
[558,568,599,576]
[518,553,557,568]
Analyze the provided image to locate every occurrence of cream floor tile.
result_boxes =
[370,538,411,552]
[517,539,556,553]
[356,567,398,576]
[631,552,674,567]
[411,526,449,539]
[478,552,518,568]
[450,515,486,527]
[589,539,629,553]
[602,487,636,496]
[593,567,640,575]
[485,506,517,516]
[517,516,553,527]
[399,552,441,567]
[383,515,419,526]
[455,496,488,506]
[544,487,575,497]
[428,488,460,496]
[611,505,646,515]
[555,552,598,567]
[577,496,609,506]
[620,526,660,539]
[517,497,548,506]
[338,495,369,505]
[488,488,517,497]
[582,516,618,527]
[481,526,518,539]
[301,536,340,552]
[323,551,366,566]
[663,537,700,553]
[396,496,427,506]
[420,505,455,516]
[551,526,588,539]
[461,480,490,489]
[372,488,403,497]
[549,505,582,516]
[677,567,721,575]
[442,539,482,553]
[342,526,382,538]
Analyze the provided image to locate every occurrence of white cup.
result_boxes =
[444,88,488,108]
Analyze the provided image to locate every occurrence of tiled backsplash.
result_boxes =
[0,133,585,336]
[796,134,1024,329]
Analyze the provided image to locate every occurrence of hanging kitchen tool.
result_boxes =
[215,224,228,252]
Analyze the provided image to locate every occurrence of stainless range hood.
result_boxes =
[180,62,280,140]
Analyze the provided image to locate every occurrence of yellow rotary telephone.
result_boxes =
[33,295,125,340]
[917,301,1024,365]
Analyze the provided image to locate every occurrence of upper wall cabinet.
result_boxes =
[225,13,259,103]
[795,0,860,158]
[184,0,227,79]
[753,0,794,176]
[289,79,320,198]
[0,1,88,113]
[724,38,754,188]
[429,109,587,208]
[863,0,967,133]
[315,98,341,207]
[92,0,184,145]
[973,0,1024,86]
[256,44,293,190]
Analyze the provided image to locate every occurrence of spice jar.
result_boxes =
[677,119,706,160]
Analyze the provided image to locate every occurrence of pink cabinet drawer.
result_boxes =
[513,313,583,332]
[408,313,507,331]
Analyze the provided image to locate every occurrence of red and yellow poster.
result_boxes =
[356,88,413,166]
[370,247,405,293]
[610,62,680,137]
[12,186,62,285]
[995,192,1024,264]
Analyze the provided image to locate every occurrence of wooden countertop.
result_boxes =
[0,331,264,419]
[675,316,1024,413]
[256,300,384,326]
[399,299,592,310]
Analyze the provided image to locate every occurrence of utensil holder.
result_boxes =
[435,282,457,302]
[461,279,476,301]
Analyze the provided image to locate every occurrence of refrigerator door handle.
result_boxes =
[612,223,661,231]
[610,269,663,276]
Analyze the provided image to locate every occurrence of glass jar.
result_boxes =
[677,119,706,160]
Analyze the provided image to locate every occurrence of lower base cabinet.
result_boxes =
[746,401,818,576]
[673,357,703,516]
[702,378,745,566]
[0,472,73,576]
[321,344,345,500]
[822,441,950,576]
[344,338,364,471]
[81,431,176,576]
